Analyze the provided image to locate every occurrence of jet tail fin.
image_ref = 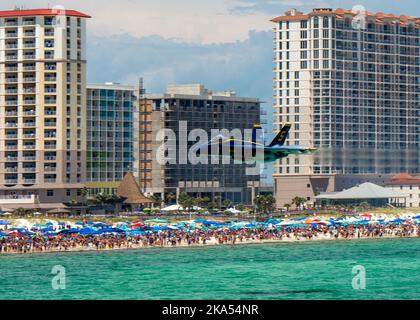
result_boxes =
[268,124,291,147]
[252,124,263,144]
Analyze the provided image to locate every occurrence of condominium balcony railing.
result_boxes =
[44,178,56,183]
[6,145,17,150]
[5,89,18,94]
[44,156,56,161]
[24,31,36,37]
[45,110,56,116]
[6,33,18,38]
[4,179,18,184]
[4,168,18,173]
[5,44,18,49]
[44,167,56,172]
[5,55,18,61]
[5,111,18,117]
[23,156,36,161]
[23,145,36,150]
[24,65,36,71]
[23,167,36,173]
[44,145,56,149]
[23,179,36,184]
[23,122,36,127]
[23,77,36,82]
[23,54,36,60]
[5,78,18,83]
[24,43,36,48]
[23,20,36,26]
[5,21,18,27]
[5,134,18,139]
[44,77,57,82]
[23,100,36,105]
[23,110,36,116]
[23,133,36,138]
[5,123,18,128]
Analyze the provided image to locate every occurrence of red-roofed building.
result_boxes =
[270,8,419,208]
[384,174,420,208]
[0,8,90,213]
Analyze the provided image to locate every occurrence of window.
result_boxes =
[300,20,307,28]
[66,189,71,196]
[301,61,308,69]
[323,17,329,28]
[300,41,307,49]
[47,190,54,197]
[314,16,319,28]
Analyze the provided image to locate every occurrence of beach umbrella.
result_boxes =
[96,228,125,234]
[40,227,55,232]
[33,212,43,216]
[0,220,11,226]
[3,212,12,216]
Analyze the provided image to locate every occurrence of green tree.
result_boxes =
[237,204,246,212]
[292,196,306,210]
[213,195,221,209]
[178,192,196,212]
[166,192,176,204]
[223,199,232,208]
[149,194,161,207]
[284,203,291,211]
[12,208,27,217]
[255,195,276,214]
[80,186,89,206]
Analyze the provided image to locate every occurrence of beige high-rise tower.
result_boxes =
[271,8,419,207]
[0,9,90,212]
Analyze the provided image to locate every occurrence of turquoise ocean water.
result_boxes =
[0,238,419,300]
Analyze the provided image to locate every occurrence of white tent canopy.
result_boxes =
[316,183,406,200]
[161,204,202,211]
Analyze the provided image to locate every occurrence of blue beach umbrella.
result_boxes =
[0,220,11,226]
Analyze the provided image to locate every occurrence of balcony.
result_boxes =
[6,33,18,38]
[4,179,18,185]
[24,43,36,48]
[23,100,36,105]
[5,89,18,94]
[45,110,56,116]
[23,65,36,71]
[44,76,57,82]
[5,78,18,83]
[24,31,36,37]
[23,20,36,26]
[44,122,56,127]
[23,145,36,150]
[23,133,36,139]
[23,77,36,83]
[23,110,36,116]
[44,144,56,150]
[6,55,18,61]
[5,44,18,49]
[44,178,56,183]
[44,156,56,161]
[45,31,54,37]
[5,123,18,128]
[23,167,36,173]
[4,168,18,173]
[23,179,36,184]
[44,167,56,172]
[5,21,18,27]
[5,134,18,139]
[23,54,36,60]
[0,195,38,204]
[23,122,36,128]
[23,87,36,93]
[5,100,18,106]
[6,145,17,150]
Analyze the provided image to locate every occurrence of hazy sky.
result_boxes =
[2,0,419,97]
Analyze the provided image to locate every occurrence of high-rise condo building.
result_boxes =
[86,83,135,196]
[0,9,90,211]
[133,84,262,205]
[271,8,419,207]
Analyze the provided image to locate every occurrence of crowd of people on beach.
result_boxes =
[0,221,418,254]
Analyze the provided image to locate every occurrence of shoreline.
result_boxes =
[1,233,418,256]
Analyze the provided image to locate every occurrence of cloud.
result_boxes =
[87,30,273,101]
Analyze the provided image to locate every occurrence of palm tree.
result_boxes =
[284,203,291,211]
[213,195,221,209]
[166,192,176,205]
[80,186,89,206]
[149,194,161,208]
[223,199,232,209]
[255,195,276,214]
[292,196,306,210]
[12,208,26,217]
